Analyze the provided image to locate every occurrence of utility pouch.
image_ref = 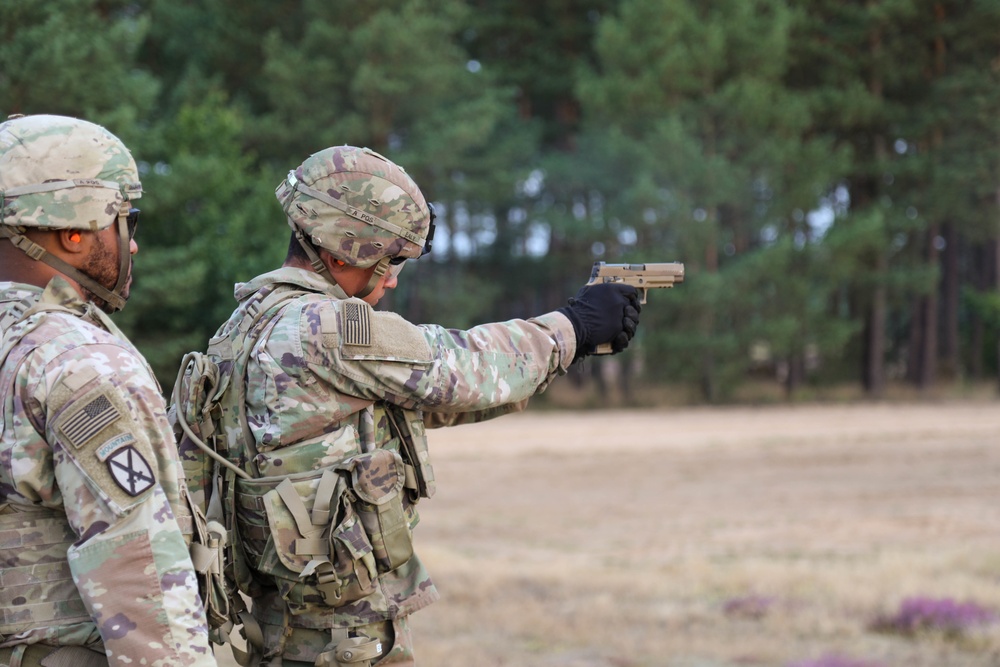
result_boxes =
[314,636,383,667]
[349,449,411,572]
[386,407,435,500]
[233,449,413,613]
[236,467,376,613]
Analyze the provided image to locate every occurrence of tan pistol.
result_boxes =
[585,261,685,354]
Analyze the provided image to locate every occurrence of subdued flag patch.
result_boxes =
[106,446,155,496]
[61,394,121,448]
[343,301,372,346]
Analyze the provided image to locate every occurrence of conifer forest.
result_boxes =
[4,0,1000,402]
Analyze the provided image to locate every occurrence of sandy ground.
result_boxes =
[217,401,1000,667]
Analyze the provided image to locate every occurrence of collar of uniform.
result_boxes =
[0,277,88,317]
[234,266,349,302]
[1,276,125,341]
[37,275,90,315]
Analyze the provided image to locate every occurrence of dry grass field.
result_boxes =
[218,400,1000,667]
[408,401,1000,667]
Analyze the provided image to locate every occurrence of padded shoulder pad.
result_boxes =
[49,367,158,511]
[338,301,433,363]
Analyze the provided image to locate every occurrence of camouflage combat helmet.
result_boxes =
[275,145,433,297]
[0,114,142,229]
[0,114,143,312]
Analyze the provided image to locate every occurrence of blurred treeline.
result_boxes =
[3,0,1000,402]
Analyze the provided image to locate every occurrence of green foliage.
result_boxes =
[4,0,1000,399]
[115,92,285,384]
[0,0,158,129]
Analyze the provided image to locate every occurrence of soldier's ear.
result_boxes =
[57,229,87,254]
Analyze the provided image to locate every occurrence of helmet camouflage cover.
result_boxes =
[0,114,142,231]
[275,146,431,269]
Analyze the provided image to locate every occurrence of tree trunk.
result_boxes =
[940,222,960,380]
[865,266,887,397]
[862,13,887,397]
[995,220,1000,394]
[919,223,941,390]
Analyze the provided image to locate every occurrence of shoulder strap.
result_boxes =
[206,284,311,479]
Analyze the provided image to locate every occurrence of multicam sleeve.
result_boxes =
[43,346,215,667]
[304,299,577,412]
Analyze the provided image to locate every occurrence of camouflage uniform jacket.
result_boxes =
[0,277,215,667]
[222,267,577,632]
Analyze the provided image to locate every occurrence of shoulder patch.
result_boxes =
[60,392,121,448]
[341,300,372,346]
[341,310,433,364]
[51,376,159,511]
[106,445,155,497]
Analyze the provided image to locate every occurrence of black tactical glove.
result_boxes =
[558,282,642,361]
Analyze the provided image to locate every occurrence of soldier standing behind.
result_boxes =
[0,115,216,667]
[172,145,641,666]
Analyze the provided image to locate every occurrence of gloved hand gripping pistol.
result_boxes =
[586,261,685,354]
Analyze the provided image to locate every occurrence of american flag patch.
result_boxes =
[343,301,372,346]
[61,394,121,448]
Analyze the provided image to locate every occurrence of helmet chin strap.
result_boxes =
[289,220,390,300]
[291,226,338,286]
[0,219,130,312]
[354,257,390,299]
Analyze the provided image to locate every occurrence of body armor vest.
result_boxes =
[0,299,94,638]
[0,291,216,642]
[173,283,435,660]
[0,504,91,637]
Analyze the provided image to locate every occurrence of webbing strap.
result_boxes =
[0,297,32,333]
[232,286,308,478]
[0,227,127,312]
[1,178,125,198]
[275,479,318,537]
[293,537,330,557]
[311,470,339,526]
[0,599,90,631]
[0,514,90,632]
[353,256,390,300]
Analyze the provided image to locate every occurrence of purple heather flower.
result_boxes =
[872,596,997,637]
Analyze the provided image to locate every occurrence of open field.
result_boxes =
[406,401,1000,667]
[215,401,1000,666]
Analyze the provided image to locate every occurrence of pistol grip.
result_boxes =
[593,343,613,355]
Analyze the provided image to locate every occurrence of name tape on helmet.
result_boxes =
[2,178,124,198]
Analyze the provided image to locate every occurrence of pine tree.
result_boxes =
[576,0,847,400]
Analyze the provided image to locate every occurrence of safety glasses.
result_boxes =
[386,203,436,276]
[124,208,139,239]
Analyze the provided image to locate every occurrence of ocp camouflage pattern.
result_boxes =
[198,266,576,660]
[275,146,430,268]
[0,277,214,667]
[0,115,142,231]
